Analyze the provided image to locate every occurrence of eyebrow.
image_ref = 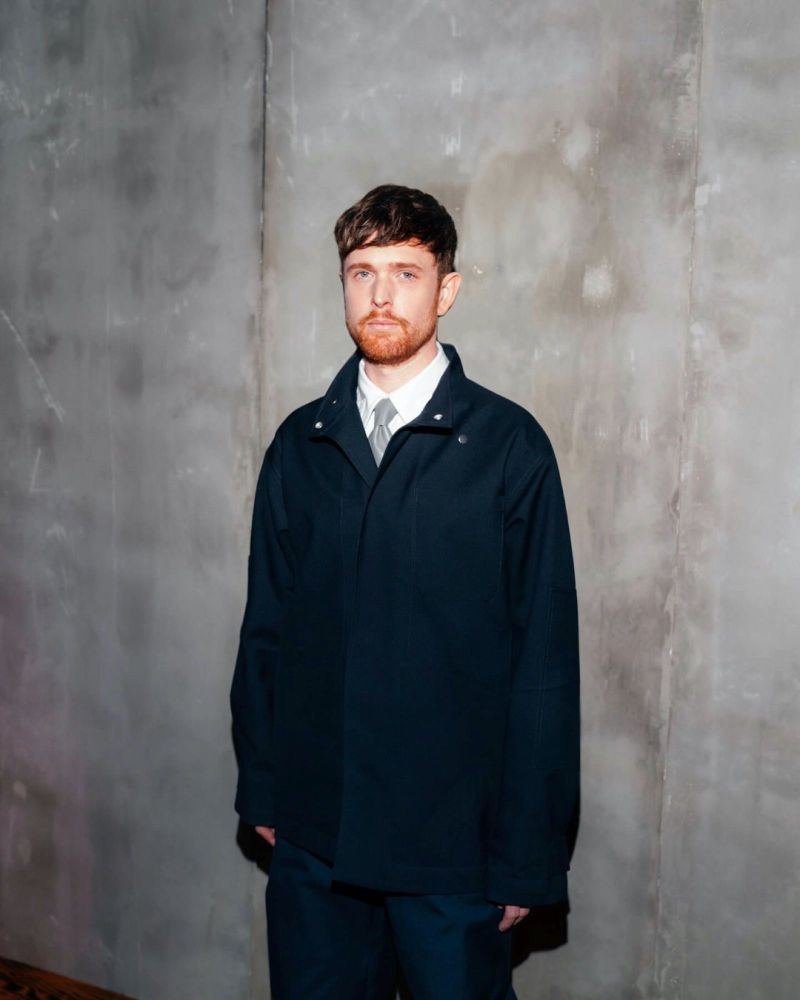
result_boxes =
[345,261,424,273]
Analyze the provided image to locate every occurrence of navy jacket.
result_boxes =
[230,342,580,907]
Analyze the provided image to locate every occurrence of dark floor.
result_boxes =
[0,957,135,999]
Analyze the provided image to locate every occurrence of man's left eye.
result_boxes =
[399,272,416,280]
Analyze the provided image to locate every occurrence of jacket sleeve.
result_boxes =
[486,442,580,907]
[230,434,294,828]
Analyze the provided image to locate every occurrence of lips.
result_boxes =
[364,313,404,332]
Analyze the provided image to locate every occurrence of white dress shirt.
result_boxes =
[356,340,450,438]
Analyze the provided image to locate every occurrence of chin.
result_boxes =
[350,324,435,367]
[360,342,415,365]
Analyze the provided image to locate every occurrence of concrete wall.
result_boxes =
[261,1,800,998]
[2,1,799,998]
[0,2,267,997]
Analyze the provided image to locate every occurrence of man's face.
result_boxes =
[341,241,461,365]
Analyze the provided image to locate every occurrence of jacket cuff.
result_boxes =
[234,772,275,829]
[485,868,568,908]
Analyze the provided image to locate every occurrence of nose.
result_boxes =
[371,274,392,309]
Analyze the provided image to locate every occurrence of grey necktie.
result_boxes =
[368,397,398,465]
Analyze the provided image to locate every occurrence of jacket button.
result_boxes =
[433,413,443,421]
[314,421,323,429]
[458,433,468,444]
[332,399,338,405]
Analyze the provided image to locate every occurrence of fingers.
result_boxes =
[255,825,276,847]
[497,905,531,932]
[498,911,515,932]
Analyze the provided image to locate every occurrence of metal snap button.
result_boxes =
[458,434,468,444]
[433,413,443,421]
[314,421,323,429]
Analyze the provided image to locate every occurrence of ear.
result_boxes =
[436,271,462,317]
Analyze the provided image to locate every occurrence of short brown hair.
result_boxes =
[334,184,458,277]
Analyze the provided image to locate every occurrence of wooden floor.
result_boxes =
[0,957,136,999]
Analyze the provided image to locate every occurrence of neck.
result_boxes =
[363,335,439,393]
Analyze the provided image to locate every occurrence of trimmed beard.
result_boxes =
[346,309,438,366]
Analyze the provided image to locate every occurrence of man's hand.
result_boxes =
[255,825,276,847]
[496,904,530,932]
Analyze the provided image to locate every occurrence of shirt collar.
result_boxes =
[357,340,450,426]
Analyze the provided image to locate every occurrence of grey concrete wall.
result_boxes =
[655,3,800,995]
[261,1,800,999]
[2,1,799,998]
[0,2,267,997]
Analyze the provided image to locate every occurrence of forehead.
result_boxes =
[343,240,437,269]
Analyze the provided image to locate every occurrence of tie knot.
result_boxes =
[372,397,398,429]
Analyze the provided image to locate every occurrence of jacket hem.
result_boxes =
[276,814,337,865]
[485,868,569,907]
[276,817,490,896]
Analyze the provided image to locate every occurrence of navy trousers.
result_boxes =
[266,836,517,1000]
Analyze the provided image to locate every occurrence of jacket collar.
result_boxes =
[309,342,463,484]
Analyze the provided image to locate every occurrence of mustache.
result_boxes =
[362,310,405,324]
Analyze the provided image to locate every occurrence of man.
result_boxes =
[231,185,580,999]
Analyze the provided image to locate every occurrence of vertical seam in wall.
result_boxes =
[652,1,707,996]
[256,0,270,455]
[248,7,271,999]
